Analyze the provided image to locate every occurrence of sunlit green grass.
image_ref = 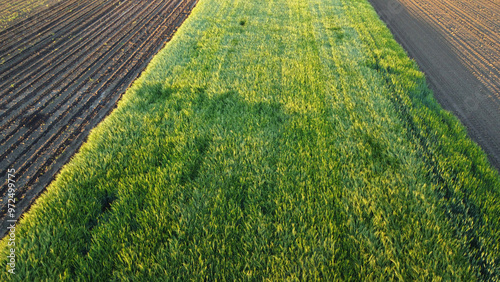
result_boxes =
[1,0,499,280]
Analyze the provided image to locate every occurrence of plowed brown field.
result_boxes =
[0,0,197,236]
[0,0,63,31]
[369,0,500,172]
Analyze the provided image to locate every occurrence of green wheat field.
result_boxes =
[1,0,499,280]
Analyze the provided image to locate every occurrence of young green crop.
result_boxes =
[1,0,499,280]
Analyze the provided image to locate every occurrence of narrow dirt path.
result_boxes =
[369,0,500,172]
[0,0,198,236]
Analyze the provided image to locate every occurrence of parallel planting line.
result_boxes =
[400,0,500,98]
[0,0,103,62]
[0,0,180,163]
[14,0,196,193]
[0,0,65,31]
[0,0,146,126]
[350,5,497,278]
[0,0,178,174]
[0,0,83,42]
[0,0,197,235]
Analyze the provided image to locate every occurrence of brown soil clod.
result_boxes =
[20,112,48,129]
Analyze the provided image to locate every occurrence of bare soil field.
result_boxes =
[0,0,63,31]
[369,0,500,172]
[0,0,197,235]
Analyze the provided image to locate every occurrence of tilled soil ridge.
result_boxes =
[369,0,500,172]
[0,0,198,236]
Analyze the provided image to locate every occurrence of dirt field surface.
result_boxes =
[0,0,63,31]
[369,0,500,172]
[0,0,197,236]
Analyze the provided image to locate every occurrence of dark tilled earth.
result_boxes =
[0,0,198,237]
[369,0,500,173]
